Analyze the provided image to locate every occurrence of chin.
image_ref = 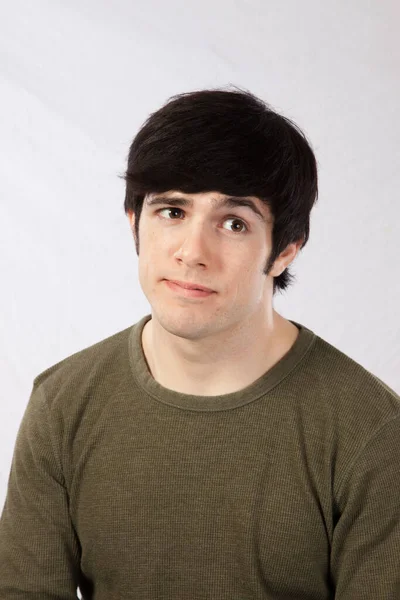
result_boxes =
[157,309,213,337]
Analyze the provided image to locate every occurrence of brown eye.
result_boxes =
[158,208,183,219]
[222,218,248,234]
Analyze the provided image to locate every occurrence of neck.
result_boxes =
[141,310,299,397]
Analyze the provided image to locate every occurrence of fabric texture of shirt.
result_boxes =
[1,313,399,599]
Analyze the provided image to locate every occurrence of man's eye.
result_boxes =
[222,218,248,234]
[158,208,183,220]
[157,208,248,234]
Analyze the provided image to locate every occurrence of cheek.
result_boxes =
[234,249,269,292]
[139,228,160,260]
[137,233,165,287]
[228,260,261,295]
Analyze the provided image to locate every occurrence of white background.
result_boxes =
[1,0,399,510]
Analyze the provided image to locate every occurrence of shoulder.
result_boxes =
[292,319,399,416]
[307,331,399,415]
[291,325,400,502]
[292,323,399,456]
[32,323,135,412]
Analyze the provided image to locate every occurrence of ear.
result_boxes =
[127,210,135,228]
[127,210,137,243]
[270,239,303,277]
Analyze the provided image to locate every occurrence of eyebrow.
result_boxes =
[145,195,268,223]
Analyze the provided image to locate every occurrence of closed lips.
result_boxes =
[167,280,214,292]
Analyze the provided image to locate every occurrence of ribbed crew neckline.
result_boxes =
[129,313,316,411]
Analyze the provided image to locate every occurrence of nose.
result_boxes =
[173,223,211,267]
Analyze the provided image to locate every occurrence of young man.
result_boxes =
[1,88,399,599]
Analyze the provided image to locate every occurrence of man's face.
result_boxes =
[127,190,295,341]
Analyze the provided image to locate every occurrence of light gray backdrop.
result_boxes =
[1,0,399,511]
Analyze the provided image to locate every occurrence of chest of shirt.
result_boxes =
[67,404,333,598]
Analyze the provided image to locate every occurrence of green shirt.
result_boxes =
[1,314,399,599]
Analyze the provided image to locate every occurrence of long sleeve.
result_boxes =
[0,382,82,598]
[331,414,400,598]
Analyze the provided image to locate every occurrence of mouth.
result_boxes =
[165,279,215,293]
[164,280,215,298]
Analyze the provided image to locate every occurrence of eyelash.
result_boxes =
[155,207,249,234]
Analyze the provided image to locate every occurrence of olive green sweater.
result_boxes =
[1,314,399,599]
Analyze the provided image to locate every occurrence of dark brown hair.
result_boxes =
[123,86,318,295]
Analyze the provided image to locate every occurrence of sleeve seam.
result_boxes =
[36,383,67,489]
